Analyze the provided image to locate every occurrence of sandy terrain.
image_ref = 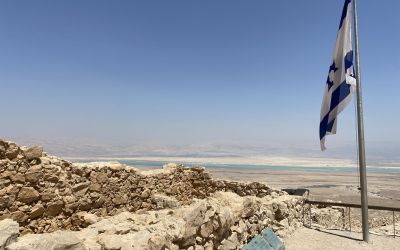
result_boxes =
[285,227,400,250]
[205,167,400,208]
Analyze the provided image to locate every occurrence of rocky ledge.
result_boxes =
[0,139,304,249]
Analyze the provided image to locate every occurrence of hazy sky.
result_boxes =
[1,1,399,158]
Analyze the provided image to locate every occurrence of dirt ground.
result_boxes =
[284,227,400,250]
[206,168,400,208]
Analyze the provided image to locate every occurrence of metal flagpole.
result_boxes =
[353,0,369,242]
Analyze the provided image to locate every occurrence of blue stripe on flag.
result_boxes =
[344,51,354,70]
[319,114,336,140]
[339,0,352,29]
[329,81,351,111]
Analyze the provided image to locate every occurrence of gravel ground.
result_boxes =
[284,227,400,250]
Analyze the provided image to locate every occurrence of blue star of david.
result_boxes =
[326,61,337,90]
[329,62,338,73]
[326,76,334,90]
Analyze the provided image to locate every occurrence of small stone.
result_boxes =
[40,192,56,202]
[200,221,213,238]
[46,200,64,216]
[72,182,90,192]
[73,212,99,227]
[43,174,59,183]
[141,189,151,199]
[24,165,43,183]
[89,183,101,192]
[0,196,10,209]
[22,146,43,160]
[17,187,40,204]
[112,195,127,205]
[29,204,45,219]
[11,211,28,223]
[10,173,25,183]
[5,143,19,160]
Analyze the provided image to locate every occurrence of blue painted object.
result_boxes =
[261,228,285,250]
[243,228,284,250]
[243,235,274,250]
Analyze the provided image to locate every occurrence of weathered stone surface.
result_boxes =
[151,193,179,209]
[5,143,19,160]
[17,187,40,204]
[72,212,99,227]
[21,146,43,160]
[10,211,28,223]
[24,165,43,183]
[112,195,127,205]
[10,174,25,183]
[72,182,90,192]
[0,219,19,250]
[141,189,151,199]
[29,204,45,219]
[0,196,10,209]
[9,192,303,249]
[0,140,6,155]
[46,200,64,216]
[7,231,85,250]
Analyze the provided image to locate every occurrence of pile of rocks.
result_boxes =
[0,139,305,249]
[0,139,282,234]
[2,192,303,250]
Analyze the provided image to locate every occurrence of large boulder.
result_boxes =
[0,219,19,250]
[178,200,209,247]
[0,140,6,156]
[21,146,43,161]
[5,142,19,160]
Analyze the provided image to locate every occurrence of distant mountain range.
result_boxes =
[3,136,400,166]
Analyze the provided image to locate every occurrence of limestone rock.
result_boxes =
[72,212,99,227]
[46,201,64,216]
[21,146,43,160]
[0,196,10,209]
[0,140,6,155]
[7,231,86,250]
[29,204,45,219]
[9,174,25,183]
[10,211,28,223]
[151,193,180,209]
[141,189,151,199]
[72,182,90,192]
[17,187,40,204]
[24,165,43,183]
[0,219,19,250]
[5,142,19,160]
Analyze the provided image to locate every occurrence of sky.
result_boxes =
[0,0,399,160]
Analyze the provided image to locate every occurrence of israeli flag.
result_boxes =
[320,0,356,151]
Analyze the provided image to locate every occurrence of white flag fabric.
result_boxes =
[320,0,356,151]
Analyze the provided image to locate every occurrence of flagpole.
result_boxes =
[353,0,369,242]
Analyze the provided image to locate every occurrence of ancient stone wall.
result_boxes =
[1,191,304,250]
[0,139,280,234]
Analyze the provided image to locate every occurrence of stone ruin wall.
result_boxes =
[0,139,284,234]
